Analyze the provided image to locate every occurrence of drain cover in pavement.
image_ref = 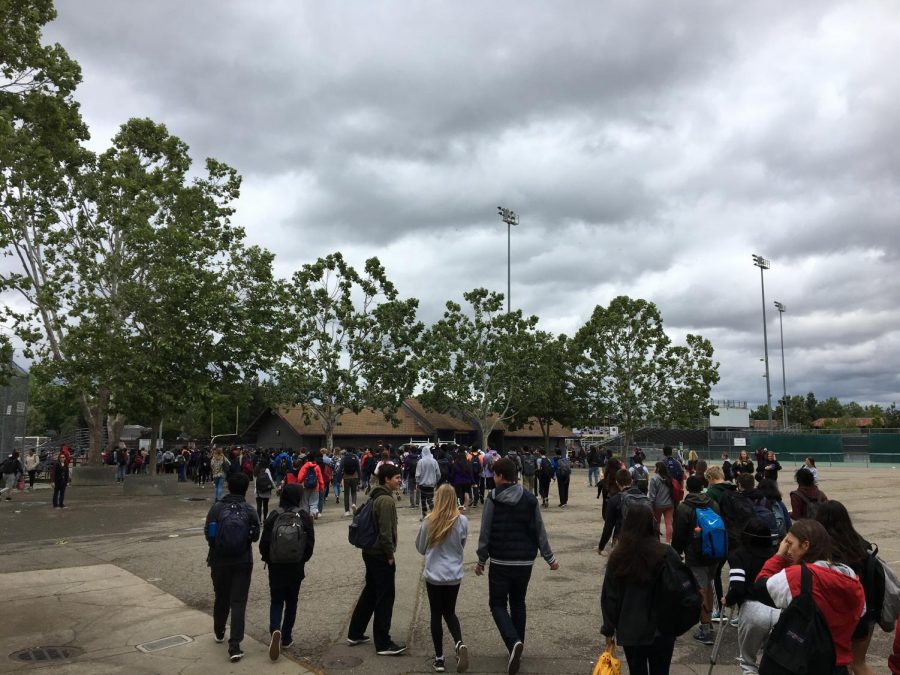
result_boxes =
[10,646,83,662]
[183,497,208,501]
[136,635,193,653]
[321,655,364,669]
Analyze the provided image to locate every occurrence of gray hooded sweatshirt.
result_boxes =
[415,514,468,585]
[415,446,440,488]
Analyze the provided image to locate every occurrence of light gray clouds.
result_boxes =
[42,0,900,406]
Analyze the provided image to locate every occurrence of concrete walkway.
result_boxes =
[0,563,314,674]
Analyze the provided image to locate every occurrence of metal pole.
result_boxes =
[775,303,788,430]
[753,255,773,432]
[507,220,511,313]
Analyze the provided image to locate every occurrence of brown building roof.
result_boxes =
[403,399,472,432]
[277,405,429,438]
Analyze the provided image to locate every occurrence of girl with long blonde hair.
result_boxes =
[415,484,469,673]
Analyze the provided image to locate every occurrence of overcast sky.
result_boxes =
[41,0,900,408]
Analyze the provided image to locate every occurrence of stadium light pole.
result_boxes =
[498,207,519,313]
[752,254,774,432]
[774,301,788,430]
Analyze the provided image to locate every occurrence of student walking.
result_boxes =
[211,447,229,502]
[600,506,680,675]
[475,457,559,675]
[449,449,474,509]
[296,451,324,519]
[347,463,406,656]
[254,466,275,521]
[50,452,70,508]
[536,450,554,508]
[648,462,677,543]
[552,449,571,507]
[203,473,261,663]
[342,449,360,516]
[1,451,22,500]
[415,483,470,673]
[259,483,315,662]
[416,446,441,520]
[24,449,39,489]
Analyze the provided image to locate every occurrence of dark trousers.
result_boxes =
[348,553,396,650]
[269,573,302,644]
[52,485,66,507]
[211,564,252,651]
[557,476,570,505]
[256,497,269,521]
[419,485,435,518]
[28,470,36,488]
[478,477,486,503]
[538,477,551,501]
[454,484,471,505]
[488,563,532,652]
[426,582,462,657]
[343,477,359,511]
[622,634,675,675]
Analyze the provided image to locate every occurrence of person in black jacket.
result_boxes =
[597,469,646,555]
[259,483,315,661]
[204,472,261,663]
[601,505,679,674]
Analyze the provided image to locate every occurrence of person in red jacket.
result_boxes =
[754,519,865,673]
[296,450,324,520]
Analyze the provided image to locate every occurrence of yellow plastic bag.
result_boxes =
[591,641,621,675]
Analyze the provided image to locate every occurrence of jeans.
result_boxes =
[269,572,302,645]
[408,478,419,507]
[737,600,781,674]
[557,476,570,505]
[52,485,66,507]
[426,582,462,657]
[177,465,186,481]
[588,466,600,486]
[317,490,325,514]
[343,477,359,511]
[211,564,252,652]
[116,464,127,482]
[622,633,676,675]
[488,563,532,652]
[213,476,225,502]
[348,553,396,650]
[334,480,341,499]
[419,485,435,518]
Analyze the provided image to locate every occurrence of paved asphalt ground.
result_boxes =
[1,464,897,674]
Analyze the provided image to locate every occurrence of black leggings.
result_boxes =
[426,582,462,657]
[256,497,269,520]
[454,484,470,506]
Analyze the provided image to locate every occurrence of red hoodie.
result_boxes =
[757,555,865,667]
[296,462,324,492]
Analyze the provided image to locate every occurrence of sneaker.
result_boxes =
[730,616,739,627]
[507,641,523,675]
[710,608,722,622]
[281,639,294,648]
[692,625,715,645]
[351,504,357,514]
[376,642,407,656]
[346,635,371,646]
[344,510,351,517]
[229,649,244,662]
[335,496,340,503]
[455,641,469,673]
[433,656,446,672]
[214,631,225,643]
[269,630,281,661]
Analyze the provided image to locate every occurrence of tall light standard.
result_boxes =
[774,301,788,430]
[752,254,773,432]
[497,206,518,313]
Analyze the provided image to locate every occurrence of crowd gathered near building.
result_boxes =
[2,441,899,674]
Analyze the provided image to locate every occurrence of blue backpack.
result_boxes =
[303,465,318,489]
[215,502,251,557]
[664,457,684,482]
[695,505,728,562]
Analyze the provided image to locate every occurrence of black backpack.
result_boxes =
[343,454,359,476]
[348,498,379,549]
[256,471,274,493]
[556,457,572,478]
[759,564,835,675]
[631,464,650,494]
[521,454,536,476]
[268,508,308,564]
[214,502,251,558]
[540,457,554,480]
[653,551,702,636]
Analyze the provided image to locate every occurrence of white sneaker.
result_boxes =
[344,511,351,517]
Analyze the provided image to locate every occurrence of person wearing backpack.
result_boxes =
[469,449,484,505]
[662,445,684,484]
[519,448,537,496]
[332,449,344,504]
[211,447,230,502]
[259,483,315,662]
[597,468,650,555]
[672,475,726,645]
[535,450,554,509]
[449,448,474,509]
[587,446,602,487]
[629,458,650,495]
[482,447,500,491]
[600,505,682,675]
[403,447,420,509]
[816,501,880,675]
[789,468,827,520]
[296,450,324,520]
[648,462,677,543]
[720,473,757,554]
[415,484,470,673]
[757,478,791,542]
[551,449,572,508]
[347,463,406,656]
[254,466,276,520]
[342,449,361,516]
[722,517,780,675]
[752,518,865,675]
[598,456,623,515]
[203,472,261,663]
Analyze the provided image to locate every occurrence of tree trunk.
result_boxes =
[105,413,125,456]
[80,387,110,465]
[148,415,163,474]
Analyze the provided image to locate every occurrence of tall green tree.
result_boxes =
[573,296,720,448]
[419,288,537,452]
[273,253,421,450]
[509,331,579,453]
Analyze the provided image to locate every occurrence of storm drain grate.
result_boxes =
[183,497,208,502]
[10,646,83,662]
[136,635,193,653]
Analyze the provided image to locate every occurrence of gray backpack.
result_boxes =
[621,490,652,524]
